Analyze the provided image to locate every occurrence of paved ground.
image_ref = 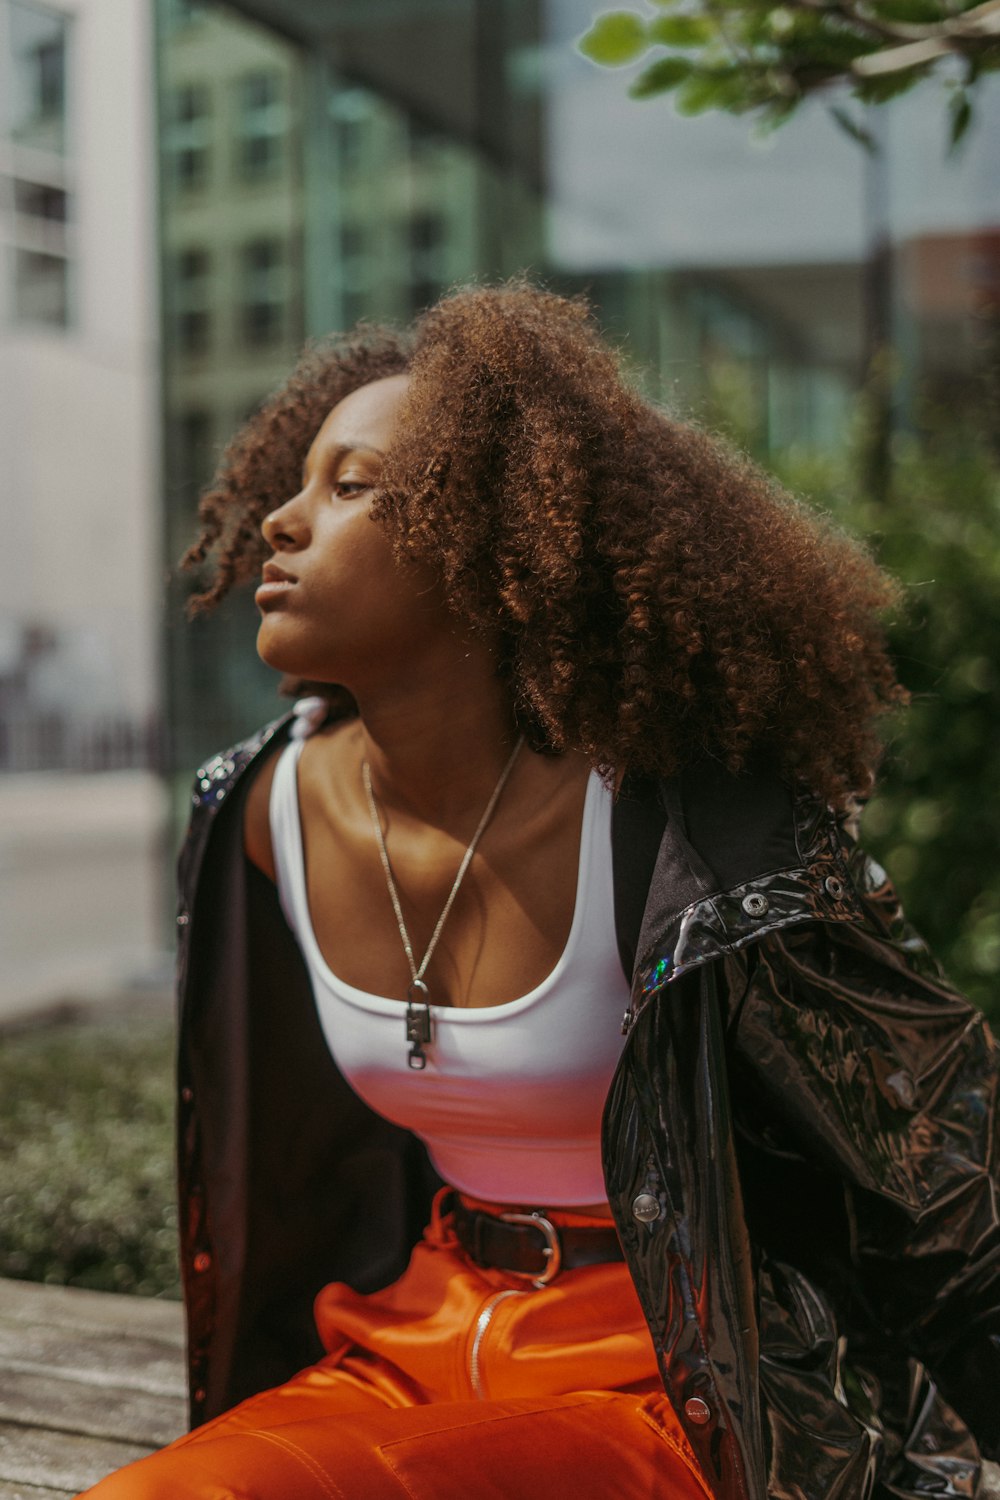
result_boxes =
[0,1278,185,1497]
[0,773,172,1026]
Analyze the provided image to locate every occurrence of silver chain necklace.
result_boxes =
[361,735,525,1070]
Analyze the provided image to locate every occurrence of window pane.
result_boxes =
[164,83,211,192]
[240,237,284,344]
[329,89,371,176]
[8,1,69,154]
[241,71,276,112]
[14,248,69,325]
[172,245,212,354]
[161,0,209,34]
[14,178,68,221]
[235,70,283,181]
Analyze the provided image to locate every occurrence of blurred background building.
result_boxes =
[1,0,998,1017]
[159,0,999,771]
[0,0,161,1015]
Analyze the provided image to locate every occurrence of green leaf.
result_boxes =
[738,7,781,47]
[578,11,649,66]
[752,93,801,133]
[975,44,1000,74]
[829,103,876,150]
[647,14,714,46]
[948,89,972,150]
[675,65,752,113]
[851,65,930,105]
[628,55,695,97]
[868,0,946,22]
[799,18,875,68]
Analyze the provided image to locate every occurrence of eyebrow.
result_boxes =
[302,441,384,486]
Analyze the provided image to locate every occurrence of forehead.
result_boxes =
[311,372,411,455]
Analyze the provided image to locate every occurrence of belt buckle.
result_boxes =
[499,1211,562,1288]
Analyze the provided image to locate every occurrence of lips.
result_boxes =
[256,560,298,608]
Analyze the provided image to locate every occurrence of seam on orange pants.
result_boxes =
[248,1431,349,1500]
[373,1397,603,1500]
[375,1393,599,1451]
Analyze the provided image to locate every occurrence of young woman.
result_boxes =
[83,283,999,1500]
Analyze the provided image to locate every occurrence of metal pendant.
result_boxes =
[405,978,432,1070]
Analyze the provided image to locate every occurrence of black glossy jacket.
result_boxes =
[175,712,1000,1500]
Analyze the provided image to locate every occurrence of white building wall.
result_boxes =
[0,0,166,1018]
[0,0,160,730]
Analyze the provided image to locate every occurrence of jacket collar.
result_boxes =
[629,766,863,1027]
[191,713,291,816]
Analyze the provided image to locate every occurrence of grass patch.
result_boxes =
[0,1009,180,1298]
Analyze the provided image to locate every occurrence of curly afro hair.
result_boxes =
[183,280,905,805]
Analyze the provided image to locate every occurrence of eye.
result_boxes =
[330,479,371,498]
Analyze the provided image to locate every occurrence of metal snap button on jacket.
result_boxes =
[825,875,844,899]
[684,1396,712,1425]
[886,1069,916,1108]
[741,891,769,918]
[631,1192,661,1224]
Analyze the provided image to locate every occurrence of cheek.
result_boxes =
[316,511,395,585]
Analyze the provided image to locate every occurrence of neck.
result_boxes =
[352,641,522,829]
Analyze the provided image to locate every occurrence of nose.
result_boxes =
[261,489,310,551]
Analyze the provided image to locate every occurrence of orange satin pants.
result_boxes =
[80,1192,711,1500]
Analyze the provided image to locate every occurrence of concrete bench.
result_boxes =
[0,1278,185,1497]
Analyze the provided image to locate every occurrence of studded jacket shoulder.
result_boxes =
[174,713,1000,1500]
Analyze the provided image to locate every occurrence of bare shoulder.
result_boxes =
[243,743,283,880]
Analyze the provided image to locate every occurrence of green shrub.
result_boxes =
[0,1011,180,1297]
[773,426,1000,1020]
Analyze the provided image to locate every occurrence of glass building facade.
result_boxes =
[1,0,73,328]
[156,0,1000,776]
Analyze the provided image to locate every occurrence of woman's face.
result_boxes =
[256,373,444,686]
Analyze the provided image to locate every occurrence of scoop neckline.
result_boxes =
[282,737,604,1021]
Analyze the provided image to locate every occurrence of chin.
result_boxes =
[255,618,345,685]
[256,618,310,677]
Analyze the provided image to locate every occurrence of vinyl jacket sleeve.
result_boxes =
[728,864,1000,1457]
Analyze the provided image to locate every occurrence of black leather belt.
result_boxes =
[451,1198,624,1287]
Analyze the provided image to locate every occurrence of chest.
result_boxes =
[285,743,601,1009]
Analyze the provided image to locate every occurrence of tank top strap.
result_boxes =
[269,735,309,937]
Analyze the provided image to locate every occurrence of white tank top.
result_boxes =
[269,734,631,1205]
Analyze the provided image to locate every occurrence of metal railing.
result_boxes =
[0,712,163,774]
